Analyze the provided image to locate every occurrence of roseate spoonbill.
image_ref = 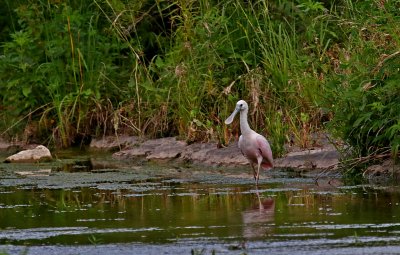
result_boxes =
[225,100,273,185]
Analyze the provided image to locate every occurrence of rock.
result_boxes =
[113,137,187,161]
[0,138,23,152]
[207,143,248,166]
[180,143,216,163]
[90,135,140,151]
[181,142,248,166]
[274,147,339,170]
[111,136,340,170]
[364,159,400,178]
[4,145,52,163]
[0,138,48,152]
[146,137,187,160]
[112,137,249,166]
[0,138,11,150]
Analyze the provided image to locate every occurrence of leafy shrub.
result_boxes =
[0,2,134,146]
[331,52,400,159]
[328,0,400,163]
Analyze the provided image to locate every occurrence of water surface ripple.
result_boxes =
[0,152,400,254]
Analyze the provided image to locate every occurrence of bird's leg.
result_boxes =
[256,157,262,185]
[256,164,260,186]
[250,163,257,181]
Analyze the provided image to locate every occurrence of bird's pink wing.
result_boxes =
[238,135,245,156]
[256,135,273,169]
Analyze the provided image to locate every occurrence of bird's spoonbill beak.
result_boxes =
[225,107,240,125]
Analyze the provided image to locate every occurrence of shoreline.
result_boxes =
[2,135,399,181]
[91,135,340,171]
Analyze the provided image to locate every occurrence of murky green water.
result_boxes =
[1,151,400,254]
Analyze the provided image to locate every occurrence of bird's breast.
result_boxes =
[239,137,260,163]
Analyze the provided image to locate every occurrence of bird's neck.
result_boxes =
[239,110,252,135]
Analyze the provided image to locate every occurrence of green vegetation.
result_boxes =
[1,1,399,172]
[327,0,400,172]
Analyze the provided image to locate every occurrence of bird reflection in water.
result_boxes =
[242,188,275,239]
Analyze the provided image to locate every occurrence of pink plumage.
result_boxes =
[225,100,273,185]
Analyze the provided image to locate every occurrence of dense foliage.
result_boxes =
[0,0,399,167]
[327,1,400,163]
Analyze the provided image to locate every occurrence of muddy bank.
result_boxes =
[90,135,340,171]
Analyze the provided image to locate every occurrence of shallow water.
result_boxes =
[1,151,400,254]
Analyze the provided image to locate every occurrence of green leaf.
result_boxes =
[22,86,32,97]
[352,113,371,128]
[155,56,165,68]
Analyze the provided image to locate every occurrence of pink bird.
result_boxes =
[225,100,273,185]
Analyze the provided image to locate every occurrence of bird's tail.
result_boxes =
[262,162,273,170]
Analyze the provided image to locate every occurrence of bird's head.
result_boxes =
[236,100,248,112]
[225,100,248,125]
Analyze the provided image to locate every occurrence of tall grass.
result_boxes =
[217,0,337,153]
[0,0,340,154]
[1,0,134,147]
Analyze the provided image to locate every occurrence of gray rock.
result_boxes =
[364,159,400,178]
[112,138,249,166]
[0,138,23,152]
[112,147,147,159]
[275,148,339,170]
[180,142,217,163]
[90,135,140,151]
[111,136,340,170]
[146,137,187,160]
[208,143,248,166]
[4,145,52,163]
[0,138,11,150]
[181,142,248,166]
[112,137,187,161]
